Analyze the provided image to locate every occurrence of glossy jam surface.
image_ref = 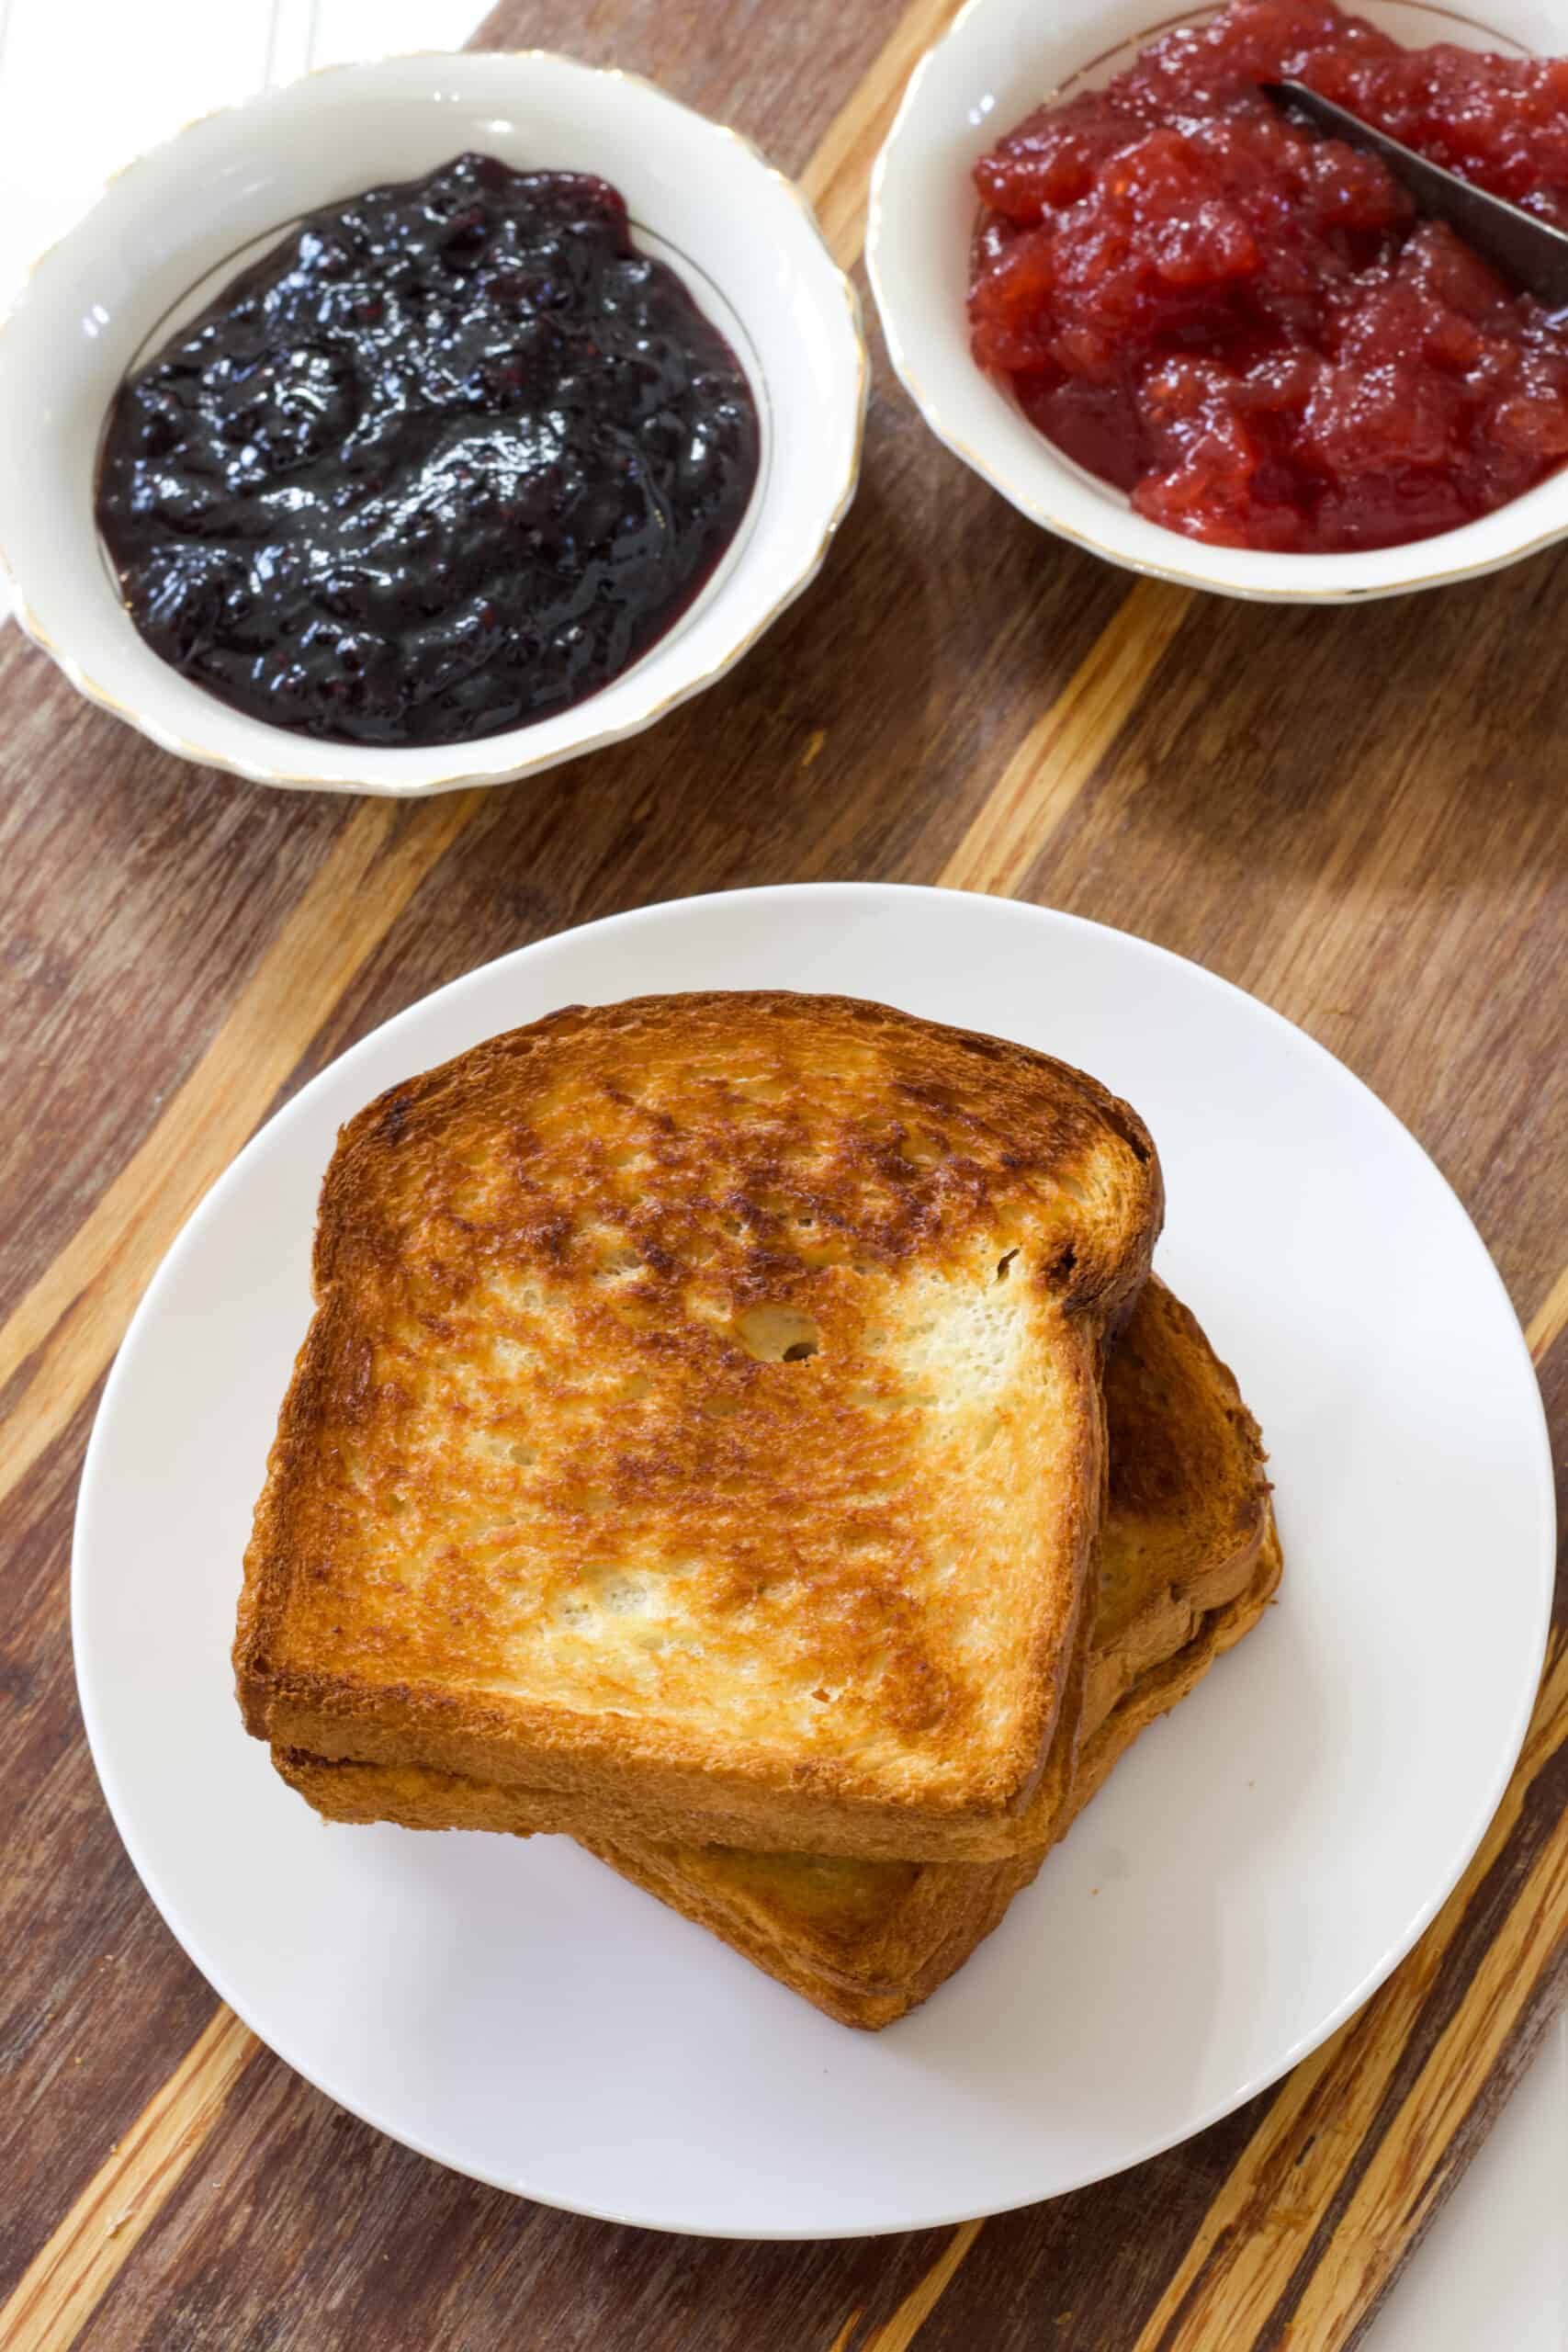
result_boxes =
[96,156,761,746]
[969,0,1568,551]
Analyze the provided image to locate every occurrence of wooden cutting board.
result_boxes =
[1,1,1563,2345]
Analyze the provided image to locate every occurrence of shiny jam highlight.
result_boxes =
[96,155,760,745]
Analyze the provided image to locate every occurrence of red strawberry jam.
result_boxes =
[969,0,1568,552]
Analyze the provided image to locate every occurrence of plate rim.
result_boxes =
[72,880,1557,2237]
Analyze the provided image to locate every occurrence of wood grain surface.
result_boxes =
[1,0,1563,2345]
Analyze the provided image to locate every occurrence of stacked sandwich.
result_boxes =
[235,993,1280,2028]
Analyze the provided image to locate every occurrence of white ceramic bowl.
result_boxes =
[868,0,1568,602]
[0,54,866,794]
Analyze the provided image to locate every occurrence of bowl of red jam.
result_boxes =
[869,0,1568,599]
[0,55,865,792]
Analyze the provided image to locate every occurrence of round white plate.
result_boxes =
[73,884,1553,2238]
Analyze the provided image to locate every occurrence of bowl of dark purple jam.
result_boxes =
[0,54,865,790]
[96,156,762,752]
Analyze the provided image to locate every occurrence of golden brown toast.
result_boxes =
[587,1529,1281,2028]
[279,1281,1281,2024]
[280,1538,1279,2028]
[237,992,1162,1861]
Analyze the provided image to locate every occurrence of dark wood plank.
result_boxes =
[67,2052,952,2352]
[473,0,907,177]
[1,0,1565,2341]
[0,629,348,1330]
[994,560,1568,1313]
[0,1392,222,2296]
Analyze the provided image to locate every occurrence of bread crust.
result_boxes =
[237,991,1161,1859]
[279,1522,1280,2028]
[276,1276,1282,2019]
[592,1523,1282,2028]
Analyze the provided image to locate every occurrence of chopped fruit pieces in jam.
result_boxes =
[968,0,1568,551]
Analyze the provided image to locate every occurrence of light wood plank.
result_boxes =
[0,2011,259,2352]
[1130,1630,1568,2352]
[1284,1802,1568,2348]
[858,2221,985,2352]
[0,792,479,1512]
[800,0,959,262]
[1525,1261,1568,1362]
[938,579,1191,896]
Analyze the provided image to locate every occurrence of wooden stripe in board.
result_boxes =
[1282,1785,1568,2348]
[0,792,479,1515]
[1525,1261,1568,1363]
[0,2010,258,2352]
[1131,1630,1568,2352]
[857,2221,985,2352]
[938,578,1191,896]
[800,0,960,263]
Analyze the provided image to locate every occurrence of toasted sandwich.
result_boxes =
[279,1281,1280,2024]
[237,991,1162,1861]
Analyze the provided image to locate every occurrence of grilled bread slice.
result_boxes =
[278,1279,1280,2025]
[237,991,1161,1862]
[587,1531,1281,2028]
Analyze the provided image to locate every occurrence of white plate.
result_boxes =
[867,0,1568,603]
[73,884,1554,2238]
[0,54,864,794]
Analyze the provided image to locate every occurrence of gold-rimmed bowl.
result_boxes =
[0,53,866,795]
[867,0,1568,603]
